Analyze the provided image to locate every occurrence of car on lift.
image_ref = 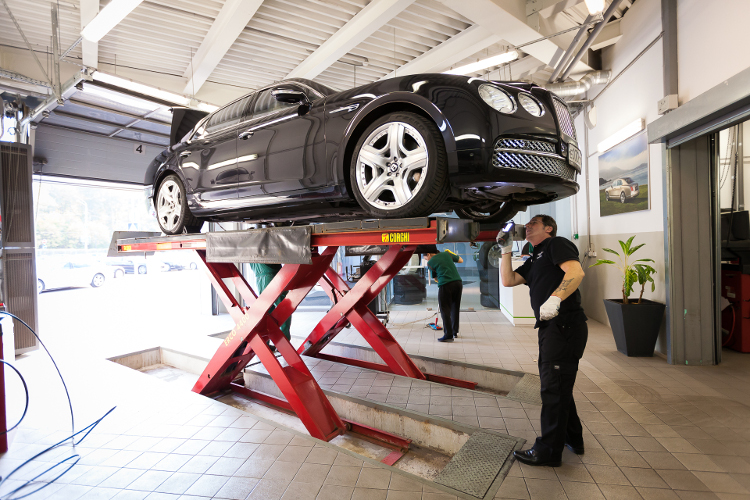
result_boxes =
[604,177,640,203]
[146,74,582,234]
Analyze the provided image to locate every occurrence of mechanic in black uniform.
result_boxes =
[499,214,587,467]
[425,249,463,343]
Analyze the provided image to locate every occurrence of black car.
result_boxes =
[145,74,581,234]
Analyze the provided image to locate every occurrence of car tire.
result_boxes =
[350,112,449,218]
[91,273,105,288]
[114,269,124,278]
[605,191,610,201]
[138,265,147,275]
[37,279,45,293]
[190,262,198,270]
[620,192,626,204]
[155,173,204,235]
[455,202,519,223]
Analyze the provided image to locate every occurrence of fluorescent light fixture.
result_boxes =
[444,51,519,76]
[92,71,191,106]
[584,0,605,15]
[597,118,644,153]
[81,0,143,42]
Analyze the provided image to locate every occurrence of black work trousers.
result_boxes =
[534,319,588,459]
[438,280,463,337]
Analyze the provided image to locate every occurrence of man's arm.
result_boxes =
[457,256,463,263]
[551,260,585,300]
[500,253,526,287]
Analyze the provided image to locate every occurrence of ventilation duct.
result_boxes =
[545,70,611,98]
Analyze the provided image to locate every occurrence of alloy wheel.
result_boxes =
[92,273,105,288]
[355,121,428,211]
[157,179,183,232]
[620,192,626,204]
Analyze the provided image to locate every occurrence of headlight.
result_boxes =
[478,84,516,114]
[518,93,544,117]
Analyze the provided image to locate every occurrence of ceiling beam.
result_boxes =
[527,0,585,18]
[589,18,622,51]
[437,0,591,75]
[182,0,264,95]
[381,25,502,79]
[286,0,416,80]
[80,0,99,68]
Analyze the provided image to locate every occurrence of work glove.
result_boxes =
[539,296,562,320]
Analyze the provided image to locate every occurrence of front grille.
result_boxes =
[553,98,577,141]
[492,148,577,181]
[495,138,555,153]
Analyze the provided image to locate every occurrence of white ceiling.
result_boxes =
[0,0,634,106]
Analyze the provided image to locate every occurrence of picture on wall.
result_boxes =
[598,131,649,217]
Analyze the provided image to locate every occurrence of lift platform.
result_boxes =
[115,217,500,442]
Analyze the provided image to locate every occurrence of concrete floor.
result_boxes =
[4,299,750,499]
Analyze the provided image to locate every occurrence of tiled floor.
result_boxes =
[5,308,750,499]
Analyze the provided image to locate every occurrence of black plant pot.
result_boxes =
[603,299,666,357]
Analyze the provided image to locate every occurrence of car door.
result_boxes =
[187,96,251,205]
[235,85,325,201]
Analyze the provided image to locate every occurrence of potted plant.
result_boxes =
[590,236,665,356]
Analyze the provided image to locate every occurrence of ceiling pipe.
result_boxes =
[560,0,625,81]
[545,70,611,97]
[549,14,597,83]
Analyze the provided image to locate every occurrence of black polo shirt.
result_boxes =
[515,236,587,328]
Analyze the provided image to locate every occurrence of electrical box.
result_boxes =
[658,94,679,115]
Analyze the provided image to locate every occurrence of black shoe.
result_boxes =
[513,449,561,467]
[437,335,454,342]
[565,442,584,455]
[454,333,458,338]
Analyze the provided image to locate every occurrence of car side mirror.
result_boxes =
[272,89,307,104]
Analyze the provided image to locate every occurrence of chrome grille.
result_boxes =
[492,148,576,181]
[495,138,555,153]
[553,99,577,141]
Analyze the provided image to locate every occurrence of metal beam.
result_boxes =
[1,0,58,100]
[67,99,169,127]
[22,71,89,127]
[661,0,678,98]
[0,68,51,88]
[51,4,62,99]
[437,0,591,76]
[380,25,502,79]
[49,109,170,139]
[80,0,99,68]
[527,0,585,18]
[182,0,264,94]
[549,14,595,82]
[589,18,622,51]
[286,0,416,80]
[560,0,624,80]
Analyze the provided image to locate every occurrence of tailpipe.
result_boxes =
[545,70,611,98]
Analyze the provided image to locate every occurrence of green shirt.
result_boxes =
[427,251,461,287]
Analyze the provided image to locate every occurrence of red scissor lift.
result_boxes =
[117,218,499,451]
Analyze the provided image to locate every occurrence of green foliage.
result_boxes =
[34,181,160,250]
[588,236,657,304]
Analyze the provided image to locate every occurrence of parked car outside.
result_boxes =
[106,257,168,274]
[605,177,640,203]
[146,74,582,234]
[37,261,114,292]
[157,250,200,271]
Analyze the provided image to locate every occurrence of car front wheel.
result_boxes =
[37,279,45,293]
[350,113,449,218]
[605,191,610,201]
[91,273,105,288]
[156,174,203,235]
[620,192,626,204]
[138,265,147,275]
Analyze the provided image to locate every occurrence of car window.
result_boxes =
[253,88,300,118]
[205,95,253,135]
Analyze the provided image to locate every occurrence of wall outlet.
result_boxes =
[586,250,597,258]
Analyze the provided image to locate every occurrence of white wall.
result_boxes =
[574,0,667,350]
[677,0,750,104]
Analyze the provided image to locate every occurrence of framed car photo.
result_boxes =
[598,131,650,217]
